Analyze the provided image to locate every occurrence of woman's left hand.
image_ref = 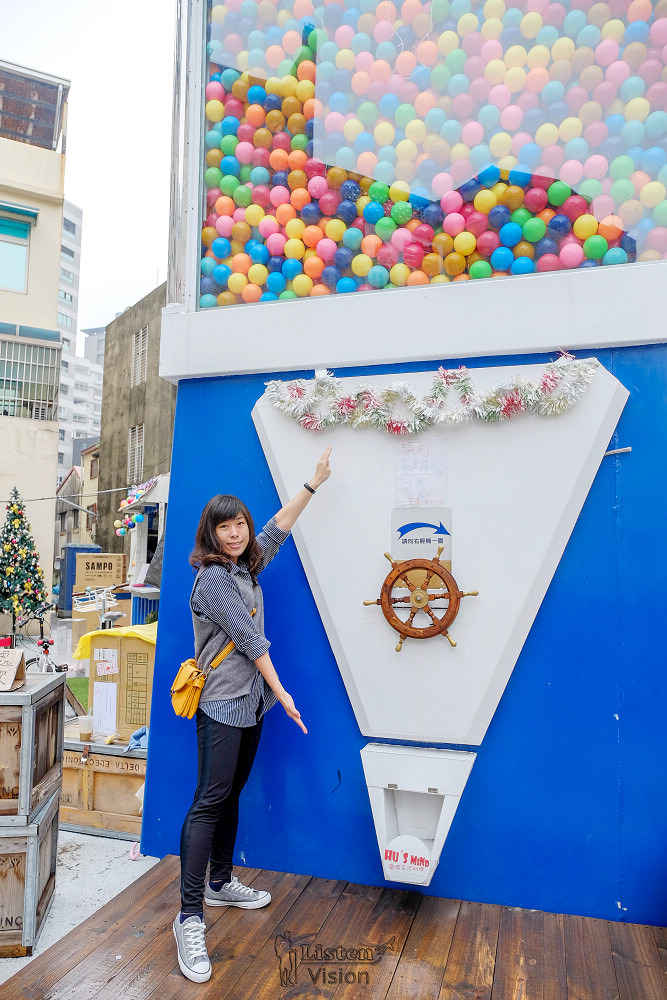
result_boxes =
[310,446,332,490]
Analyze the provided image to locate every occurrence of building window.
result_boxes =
[61,359,69,369]
[90,457,99,479]
[71,509,79,530]
[58,312,72,328]
[61,244,75,258]
[128,424,144,484]
[60,267,74,282]
[0,218,29,293]
[58,429,65,440]
[58,452,64,464]
[63,218,77,235]
[86,504,97,531]
[59,289,73,302]
[131,326,148,387]
[59,511,66,530]
[0,338,60,419]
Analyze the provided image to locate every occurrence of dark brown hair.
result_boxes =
[189,495,263,581]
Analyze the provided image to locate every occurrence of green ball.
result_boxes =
[522,217,546,242]
[358,101,379,127]
[547,180,571,207]
[430,65,451,91]
[469,260,492,279]
[391,201,413,225]
[609,155,634,181]
[239,164,252,184]
[583,234,608,259]
[610,178,635,203]
[220,135,238,155]
[578,179,602,201]
[446,49,466,74]
[233,185,252,207]
[204,166,223,189]
[279,290,298,300]
[431,0,450,19]
[291,134,309,151]
[395,103,416,128]
[511,207,532,227]
[369,181,390,203]
[653,199,667,227]
[375,217,397,241]
[219,175,239,196]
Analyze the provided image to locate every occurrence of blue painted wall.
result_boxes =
[142,344,667,926]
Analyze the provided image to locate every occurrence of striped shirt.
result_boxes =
[190,517,290,727]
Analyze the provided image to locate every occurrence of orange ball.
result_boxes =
[432,232,454,256]
[422,253,444,276]
[275,203,296,225]
[452,273,470,281]
[282,96,303,118]
[287,169,307,191]
[303,98,323,120]
[303,225,323,248]
[231,78,249,101]
[206,149,223,168]
[304,255,324,279]
[231,253,251,274]
[598,215,623,241]
[245,103,266,127]
[310,283,330,296]
[265,109,286,133]
[287,149,308,170]
[356,152,378,176]
[326,167,348,189]
[269,148,289,171]
[287,113,307,134]
[537,208,556,224]
[215,196,236,217]
[241,283,262,303]
[290,187,311,210]
[297,60,316,82]
[443,252,466,276]
[231,222,252,244]
[253,128,273,148]
[217,291,237,306]
[406,270,429,285]
[361,234,383,256]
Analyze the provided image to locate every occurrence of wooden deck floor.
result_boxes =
[4,855,667,1000]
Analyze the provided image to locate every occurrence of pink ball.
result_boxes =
[560,243,584,268]
[442,212,466,237]
[584,154,608,180]
[592,82,617,110]
[605,60,630,87]
[584,121,609,148]
[377,244,399,268]
[462,32,483,56]
[544,2,565,26]
[466,211,489,237]
[542,145,565,169]
[205,81,225,101]
[451,158,473,185]
[215,216,234,237]
[512,131,533,155]
[562,195,588,221]
[252,185,271,208]
[489,84,511,110]
[591,194,615,219]
[391,228,414,251]
[319,191,341,215]
[536,254,562,272]
[206,189,220,208]
[432,173,454,198]
[650,18,667,46]
[646,82,667,111]
[566,86,587,113]
[595,39,619,67]
[469,76,491,103]
[266,233,286,256]
[223,96,244,118]
[334,25,354,47]
[403,242,425,267]
[237,123,256,143]
[517,91,539,112]
[451,93,475,119]
[205,212,217,228]
[252,148,271,169]
[355,52,374,73]
[639,59,663,86]
[441,190,464,214]
[324,112,345,134]
[269,186,290,208]
[481,40,503,62]
[476,230,500,256]
[232,208,246,222]
[235,141,254,164]
[308,176,329,199]
[413,224,435,245]
[500,105,524,130]
[560,159,585,186]
[646,227,667,252]
[316,238,337,262]
[524,187,548,212]
[258,217,279,238]
[273,132,291,152]
[464,57,484,81]
[461,121,484,146]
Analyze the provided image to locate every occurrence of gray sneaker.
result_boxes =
[173,913,212,982]
[204,874,271,909]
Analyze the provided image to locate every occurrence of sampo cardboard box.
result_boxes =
[75,553,126,590]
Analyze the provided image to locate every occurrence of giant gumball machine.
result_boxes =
[142,0,667,925]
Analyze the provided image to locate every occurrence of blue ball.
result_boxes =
[247,84,266,104]
[267,256,285,273]
[507,167,532,188]
[458,178,481,202]
[511,257,535,275]
[282,258,302,280]
[477,164,501,186]
[490,246,514,271]
[200,276,219,296]
[547,214,571,237]
[272,170,289,188]
[420,203,444,228]
[266,271,287,293]
[211,237,231,258]
[363,202,385,224]
[321,265,341,289]
[301,203,322,225]
[265,94,283,113]
[220,116,240,136]
[368,265,389,288]
[260,292,278,301]
[212,264,231,287]
[200,294,218,308]
[334,247,354,270]
[249,243,269,265]
[534,237,559,258]
[340,180,362,200]
[336,276,357,293]
[488,205,512,229]
[201,257,216,276]
[499,222,522,247]
[338,199,359,225]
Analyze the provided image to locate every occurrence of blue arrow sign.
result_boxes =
[396,522,450,539]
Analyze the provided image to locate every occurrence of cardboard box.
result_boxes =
[0,673,65,825]
[75,553,127,589]
[0,789,60,956]
[88,634,154,741]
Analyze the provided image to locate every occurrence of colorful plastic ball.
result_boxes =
[336,276,358,293]
[443,252,467,277]
[282,258,303,280]
[573,214,599,240]
[559,243,585,268]
[511,257,535,275]
[368,265,390,288]
[490,246,514,270]
[469,260,493,279]
[547,180,572,206]
[547,213,571,237]
[583,234,608,259]
[602,247,629,265]
[499,222,523,247]
[488,204,512,229]
[522,218,546,242]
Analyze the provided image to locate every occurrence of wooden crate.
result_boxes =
[0,788,60,956]
[0,673,65,825]
[60,742,146,840]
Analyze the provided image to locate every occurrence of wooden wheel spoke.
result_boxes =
[388,595,412,605]
[396,573,417,593]
[428,589,450,603]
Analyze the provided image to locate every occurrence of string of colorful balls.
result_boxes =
[113,482,153,537]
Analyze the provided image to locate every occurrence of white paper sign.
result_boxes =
[94,647,119,676]
[92,682,117,736]
[395,439,447,508]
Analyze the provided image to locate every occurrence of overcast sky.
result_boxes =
[2,0,175,341]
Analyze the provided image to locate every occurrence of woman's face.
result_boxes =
[215,513,250,564]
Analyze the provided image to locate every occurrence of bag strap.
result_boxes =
[207,608,256,673]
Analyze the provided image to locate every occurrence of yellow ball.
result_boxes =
[536,123,559,148]
[527,45,550,69]
[520,12,542,38]
[248,264,268,285]
[265,77,282,96]
[389,182,411,203]
[284,238,305,260]
[285,218,305,239]
[505,67,526,93]
[227,272,248,294]
[291,274,313,297]
[625,97,650,123]
[640,182,667,209]
[454,231,476,256]
[437,30,460,56]
[485,59,506,85]
[572,214,598,240]
[450,142,471,161]
[295,79,314,102]
[335,48,355,71]
[356,195,371,215]
[601,19,625,42]
[405,119,427,143]
[480,17,503,41]
[280,75,298,98]
[483,0,506,18]
[559,117,583,143]
[211,5,226,24]
[351,254,373,277]
[497,154,518,171]
[474,189,497,214]
[205,100,224,123]
[504,45,527,68]
[343,118,364,142]
[489,131,512,157]
[431,274,450,284]
[457,13,479,35]
[396,139,418,161]
[374,122,396,146]
[551,37,575,62]
[244,204,265,227]
[390,263,411,286]
[325,218,346,242]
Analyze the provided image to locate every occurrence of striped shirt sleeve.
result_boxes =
[193,565,270,659]
[256,517,290,572]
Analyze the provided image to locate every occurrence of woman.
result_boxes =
[173,446,332,983]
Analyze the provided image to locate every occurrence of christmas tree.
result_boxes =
[0,487,48,628]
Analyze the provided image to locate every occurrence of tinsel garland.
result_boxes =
[265,356,600,435]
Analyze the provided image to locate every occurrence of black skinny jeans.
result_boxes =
[179,709,263,913]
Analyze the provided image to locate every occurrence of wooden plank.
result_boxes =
[491,907,567,1000]
[438,900,502,1000]
[653,926,667,976]
[563,914,619,1000]
[609,921,667,1000]
[137,869,311,1000]
[543,912,567,1000]
[226,875,347,1000]
[386,895,461,1000]
[6,855,180,999]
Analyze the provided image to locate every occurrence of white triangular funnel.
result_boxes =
[252,362,628,746]
[361,744,476,886]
